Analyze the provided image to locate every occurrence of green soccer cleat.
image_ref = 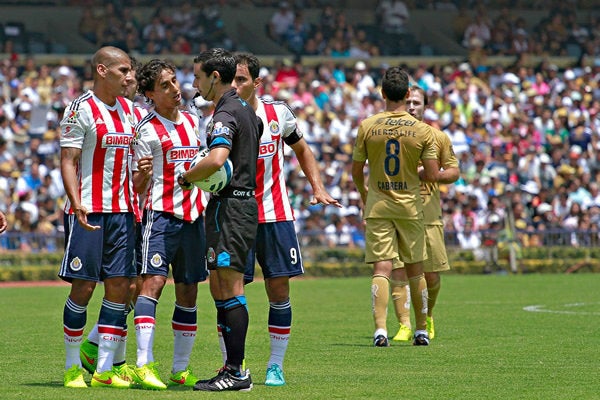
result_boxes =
[392,324,413,341]
[265,364,286,386]
[135,362,167,390]
[168,368,199,387]
[80,339,98,374]
[113,363,140,386]
[91,368,131,389]
[64,365,88,388]
[427,316,435,340]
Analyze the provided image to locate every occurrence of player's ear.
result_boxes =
[97,63,107,77]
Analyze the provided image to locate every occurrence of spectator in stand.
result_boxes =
[462,12,491,50]
[142,15,167,45]
[78,8,98,45]
[375,0,410,55]
[376,0,410,35]
[268,2,295,45]
[509,28,530,56]
[285,12,311,55]
[325,214,352,248]
[318,5,337,41]
[351,61,375,101]
[457,218,482,258]
[274,58,300,91]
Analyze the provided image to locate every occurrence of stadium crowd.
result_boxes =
[64,1,600,60]
[0,2,599,257]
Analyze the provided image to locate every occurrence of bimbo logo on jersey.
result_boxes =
[259,140,277,159]
[167,146,199,163]
[102,132,133,148]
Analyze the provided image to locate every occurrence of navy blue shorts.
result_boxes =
[138,210,208,284]
[205,196,258,274]
[59,213,136,282]
[244,221,304,283]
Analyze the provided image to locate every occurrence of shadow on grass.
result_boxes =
[23,381,64,388]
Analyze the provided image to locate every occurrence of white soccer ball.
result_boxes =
[189,148,233,193]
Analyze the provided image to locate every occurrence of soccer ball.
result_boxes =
[189,148,233,193]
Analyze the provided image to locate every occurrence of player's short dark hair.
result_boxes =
[234,52,261,80]
[194,48,236,84]
[382,66,409,102]
[137,59,176,100]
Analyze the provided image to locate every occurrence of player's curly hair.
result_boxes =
[136,59,177,104]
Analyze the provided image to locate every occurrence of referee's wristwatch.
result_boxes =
[177,173,192,190]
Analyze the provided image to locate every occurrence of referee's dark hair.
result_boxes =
[194,48,236,84]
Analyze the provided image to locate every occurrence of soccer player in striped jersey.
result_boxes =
[351,67,441,348]
[79,57,147,379]
[390,85,460,342]
[130,59,208,390]
[60,46,139,389]
[232,53,341,386]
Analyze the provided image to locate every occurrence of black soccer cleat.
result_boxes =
[193,367,252,392]
[413,332,430,346]
[374,334,390,347]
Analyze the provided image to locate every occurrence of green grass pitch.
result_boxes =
[0,274,598,399]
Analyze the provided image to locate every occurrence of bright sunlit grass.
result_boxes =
[0,273,598,399]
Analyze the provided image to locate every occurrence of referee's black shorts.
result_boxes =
[205,195,258,274]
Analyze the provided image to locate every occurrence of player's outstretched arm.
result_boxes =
[291,139,341,208]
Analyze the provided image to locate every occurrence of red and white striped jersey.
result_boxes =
[130,106,148,223]
[132,110,206,222]
[60,91,138,214]
[255,99,299,223]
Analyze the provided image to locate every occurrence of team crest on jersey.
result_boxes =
[64,110,79,125]
[150,253,162,267]
[126,114,135,126]
[269,120,280,134]
[207,247,216,263]
[70,257,82,271]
